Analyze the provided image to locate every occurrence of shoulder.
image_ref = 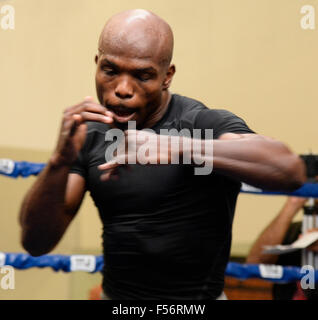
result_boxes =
[195,108,247,128]
[194,108,255,138]
[172,94,208,110]
[171,94,208,129]
[172,94,254,137]
[172,93,246,125]
[86,121,110,135]
[81,121,111,153]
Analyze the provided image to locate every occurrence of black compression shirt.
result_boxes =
[70,93,254,299]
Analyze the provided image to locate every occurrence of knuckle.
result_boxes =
[64,105,76,114]
[63,113,71,121]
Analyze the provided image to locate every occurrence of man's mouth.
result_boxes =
[106,105,138,123]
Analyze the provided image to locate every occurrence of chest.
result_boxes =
[87,156,195,213]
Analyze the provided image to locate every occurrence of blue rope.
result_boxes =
[1,252,317,283]
[226,262,318,283]
[0,159,45,178]
[1,159,318,197]
[2,253,104,273]
[2,161,318,282]
[240,182,318,198]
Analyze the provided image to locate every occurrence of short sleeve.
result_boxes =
[68,129,92,179]
[68,121,108,179]
[69,149,87,178]
[194,109,255,139]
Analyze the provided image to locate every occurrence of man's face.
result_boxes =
[95,52,171,128]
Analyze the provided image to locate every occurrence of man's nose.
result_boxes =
[115,77,134,99]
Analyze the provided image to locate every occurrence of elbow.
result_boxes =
[260,154,306,191]
[283,155,306,191]
[22,242,51,257]
[21,239,48,257]
[259,140,306,191]
[20,229,52,257]
[23,248,47,257]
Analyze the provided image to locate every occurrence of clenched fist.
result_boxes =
[51,97,113,167]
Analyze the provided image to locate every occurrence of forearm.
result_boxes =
[189,136,305,190]
[19,159,72,256]
[19,97,109,255]
[246,201,298,264]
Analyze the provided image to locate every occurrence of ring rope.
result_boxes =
[1,159,318,198]
[2,159,318,283]
[1,252,317,283]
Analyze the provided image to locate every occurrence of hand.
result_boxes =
[299,228,318,252]
[51,97,113,167]
[98,130,181,181]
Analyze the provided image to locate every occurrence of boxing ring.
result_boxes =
[1,158,318,297]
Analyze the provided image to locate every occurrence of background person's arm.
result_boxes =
[246,197,306,264]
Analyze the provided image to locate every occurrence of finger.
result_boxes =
[108,166,120,180]
[70,103,114,124]
[100,173,119,181]
[62,117,81,137]
[72,102,110,116]
[65,100,110,117]
[72,112,113,125]
[63,103,84,117]
[98,161,121,171]
[72,114,83,127]
[100,168,119,181]
[64,98,97,114]
[102,154,129,169]
[100,171,112,181]
[69,118,79,136]
[81,101,113,117]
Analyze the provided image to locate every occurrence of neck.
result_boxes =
[142,91,172,129]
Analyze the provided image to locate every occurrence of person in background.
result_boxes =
[247,197,318,300]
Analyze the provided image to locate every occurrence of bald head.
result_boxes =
[98,9,174,68]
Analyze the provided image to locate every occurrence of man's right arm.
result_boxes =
[19,97,113,256]
[19,166,86,256]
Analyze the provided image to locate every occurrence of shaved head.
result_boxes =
[95,9,176,129]
[98,9,174,67]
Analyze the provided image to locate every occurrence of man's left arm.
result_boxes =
[190,132,306,191]
[98,113,306,189]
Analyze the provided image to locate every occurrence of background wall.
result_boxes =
[0,0,317,299]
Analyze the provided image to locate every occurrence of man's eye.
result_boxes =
[137,73,152,82]
[103,68,117,76]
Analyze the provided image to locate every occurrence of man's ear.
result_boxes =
[163,64,176,89]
